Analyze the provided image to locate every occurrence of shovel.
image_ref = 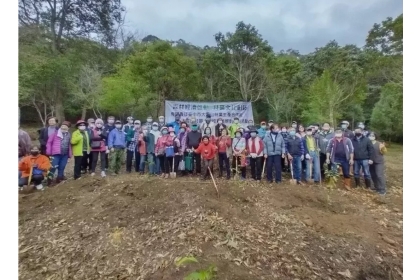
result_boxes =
[22,165,34,194]
[170,156,176,178]
[208,166,220,198]
[289,160,297,185]
[262,158,266,178]
[308,159,314,184]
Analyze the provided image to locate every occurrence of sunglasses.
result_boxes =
[134,123,140,125]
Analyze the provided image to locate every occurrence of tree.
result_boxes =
[215,21,273,102]
[366,14,403,55]
[18,0,125,121]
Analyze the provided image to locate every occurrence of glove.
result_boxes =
[106,149,110,154]
[326,159,330,164]
[250,153,257,158]
[264,154,268,158]
[300,155,304,161]
[110,148,115,152]
[368,160,373,165]
[305,154,311,160]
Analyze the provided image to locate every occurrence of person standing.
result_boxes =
[200,113,216,137]
[326,129,354,190]
[158,116,166,130]
[38,117,58,155]
[232,129,247,180]
[280,125,289,172]
[103,116,116,170]
[71,120,91,180]
[215,118,227,137]
[186,124,202,175]
[263,124,286,184]
[302,127,321,183]
[149,122,161,175]
[285,127,304,185]
[216,128,231,179]
[318,122,334,178]
[193,135,217,180]
[89,118,108,178]
[351,127,374,189]
[137,126,148,174]
[107,120,126,176]
[168,113,181,134]
[340,120,355,138]
[228,117,241,139]
[368,132,387,195]
[126,120,140,173]
[46,121,72,184]
[247,127,264,182]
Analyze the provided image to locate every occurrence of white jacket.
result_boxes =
[200,121,216,137]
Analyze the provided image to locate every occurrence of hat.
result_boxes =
[234,117,239,120]
[152,122,158,126]
[268,120,274,123]
[160,126,168,131]
[158,115,164,119]
[76,120,87,127]
[61,121,71,127]
[306,127,313,131]
[115,120,122,124]
[95,118,104,125]
[340,120,349,125]
[292,121,297,124]
[206,113,211,118]
[250,127,258,133]
[127,116,133,120]
[87,118,95,123]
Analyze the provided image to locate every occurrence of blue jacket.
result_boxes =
[263,132,285,156]
[145,133,155,153]
[167,121,180,134]
[257,127,266,137]
[286,136,304,157]
[108,128,126,149]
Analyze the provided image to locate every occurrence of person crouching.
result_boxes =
[19,145,51,191]
[194,135,217,180]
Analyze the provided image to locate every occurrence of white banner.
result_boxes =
[164,101,254,126]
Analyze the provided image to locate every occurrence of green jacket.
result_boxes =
[228,123,241,138]
[71,130,91,156]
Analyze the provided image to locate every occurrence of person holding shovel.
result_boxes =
[193,135,217,181]
[302,127,321,183]
[263,124,286,184]
[368,132,387,195]
[326,129,354,190]
[19,145,52,191]
[285,127,305,185]
[247,127,264,182]
[232,129,247,180]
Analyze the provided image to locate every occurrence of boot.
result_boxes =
[218,171,223,178]
[354,178,361,188]
[365,179,374,190]
[343,178,351,191]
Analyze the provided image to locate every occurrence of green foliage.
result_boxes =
[175,256,217,280]
[324,163,340,189]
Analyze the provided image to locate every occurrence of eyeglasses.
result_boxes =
[134,123,140,125]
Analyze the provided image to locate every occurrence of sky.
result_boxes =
[122,0,403,54]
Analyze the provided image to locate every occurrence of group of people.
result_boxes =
[18,112,387,195]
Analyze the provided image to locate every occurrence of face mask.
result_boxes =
[78,126,86,131]
[261,125,266,129]
[369,136,375,141]
[250,132,257,137]
[159,118,164,123]
[147,118,152,123]
[292,124,297,128]
[205,118,211,122]
[191,126,198,131]
[169,132,175,136]
[115,124,122,129]
[234,120,239,124]
[341,124,348,129]
[281,129,287,132]
[30,151,39,156]
[235,134,241,138]
[289,131,296,137]
[180,128,185,133]
[355,132,362,137]
[152,126,158,131]
[205,130,210,135]
[359,125,365,130]
[108,119,115,124]
[162,130,168,135]
[128,120,133,124]
[89,123,95,128]
[218,120,222,124]
[134,124,140,128]
[268,123,273,127]
[306,131,312,136]
[323,127,330,131]
[248,122,254,126]
[335,133,342,138]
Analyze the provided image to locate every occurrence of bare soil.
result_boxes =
[19,143,403,280]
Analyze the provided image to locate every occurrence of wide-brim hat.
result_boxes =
[76,120,87,127]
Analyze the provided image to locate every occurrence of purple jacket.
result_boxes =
[177,131,188,153]
[46,129,73,158]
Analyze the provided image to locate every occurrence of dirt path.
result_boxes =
[19,146,403,280]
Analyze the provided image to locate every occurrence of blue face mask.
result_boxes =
[180,128,185,133]
[191,125,198,131]
[162,130,168,135]
[235,134,241,138]
[289,131,296,137]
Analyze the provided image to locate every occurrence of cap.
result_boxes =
[292,121,297,124]
[206,113,211,118]
[340,120,349,125]
[268,120,274,123]
[134,120,141,125]
[115,120,122,124]
[76,120,87,127]
[152,122,158,126]
[61,121,71,127]
[87,118,95,123]
[250,127,258,133]
[160,126,168,131]
[127,116,133,120]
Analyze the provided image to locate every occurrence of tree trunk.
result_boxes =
[81,107,87,120]
[329,108,334,128]
[54,87,65,123]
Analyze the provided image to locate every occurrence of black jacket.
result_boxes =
[215,123,227,137]
[38,126,58,146]
[186,131,202,149]
[351,135,374,160]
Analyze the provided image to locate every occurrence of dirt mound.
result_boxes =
[19,145,403,279]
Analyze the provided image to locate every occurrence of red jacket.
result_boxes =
[194,142,217,160]
[247,136,264,157]
[216,136,231,153]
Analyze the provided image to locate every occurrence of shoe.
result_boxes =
[101,171,106,178]
[164,174,169,179]
[297,181,303,185]
[160,174,165,178]
[218,172,223,178]
[36,184,44,191]
[343,178,352,191]
[91,172,95,177]
[47,178,53,186]
[354,178,361,188]
[378,191,386,196]
[365,179,373,190]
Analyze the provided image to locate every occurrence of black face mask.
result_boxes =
[30,151,39,156]
[355,132,362,137]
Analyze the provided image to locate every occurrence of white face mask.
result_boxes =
[147,118,152,123]
[369,136,375,141]
[159,118,164,123]
[281,129,287,132]
[335,133,342,138]
[169,132,174,136]
[152,126,158,131]
[268,123,273,127]
[292,124,297,128]
[115,124,122,129]
[306,131,312,136]
[218,121,222,124]
[234,120,239,124]
[78,126,86,131]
